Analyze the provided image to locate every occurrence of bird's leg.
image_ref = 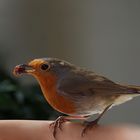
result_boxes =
[49,116,67,138]
[82,104,112,136]
[50,115,87,138]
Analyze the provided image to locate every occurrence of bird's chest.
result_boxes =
[38,75,75,115]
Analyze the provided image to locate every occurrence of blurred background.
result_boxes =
[0,0,140,124]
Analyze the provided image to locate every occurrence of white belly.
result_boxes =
[74,94,140,116]
[114,94,140,106]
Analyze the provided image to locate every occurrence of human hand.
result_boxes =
[0,120,139,140]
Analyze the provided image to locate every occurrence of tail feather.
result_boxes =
[124,85,140,94]
[113,84,140,106]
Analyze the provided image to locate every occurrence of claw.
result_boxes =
[81,119,99,137]
[81,104,112,136]
[49,116,68,138]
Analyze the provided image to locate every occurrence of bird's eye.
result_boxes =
[40,64,50,70]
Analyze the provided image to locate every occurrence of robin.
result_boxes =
[13,58,140,138]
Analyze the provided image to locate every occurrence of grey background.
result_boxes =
[0,0,140,124]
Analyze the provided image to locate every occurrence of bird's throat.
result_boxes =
[35,74,76,115]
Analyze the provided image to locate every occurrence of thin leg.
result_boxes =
[82,104,112,136]
[50,115,87,138]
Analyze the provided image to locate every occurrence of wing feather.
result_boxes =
[57,71,129,96]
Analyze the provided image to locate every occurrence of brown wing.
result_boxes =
[57,71,130,96]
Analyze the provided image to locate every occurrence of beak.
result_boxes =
[13,64,35,76]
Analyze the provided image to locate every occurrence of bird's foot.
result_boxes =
[50,116,68,138]
[81,118,99,137]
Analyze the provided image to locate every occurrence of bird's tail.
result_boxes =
[113,84,140,106]
[123,84,140,94]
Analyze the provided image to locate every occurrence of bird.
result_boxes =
[13,57,140,138]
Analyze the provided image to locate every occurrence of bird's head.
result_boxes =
[13,58,74,80]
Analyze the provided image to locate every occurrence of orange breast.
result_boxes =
[36,73,76,115]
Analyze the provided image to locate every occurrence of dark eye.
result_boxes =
[41,64,49,70]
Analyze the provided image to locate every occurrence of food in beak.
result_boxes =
[13,64,34,76]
